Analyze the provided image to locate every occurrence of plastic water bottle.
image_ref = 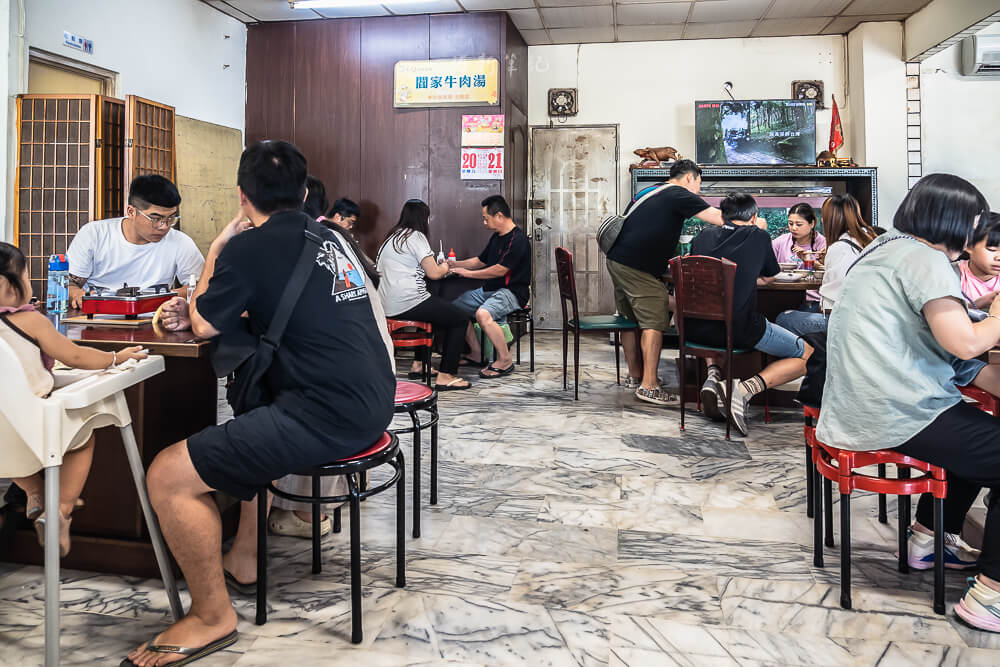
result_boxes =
[46,254,70,313]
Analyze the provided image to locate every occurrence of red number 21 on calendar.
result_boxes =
[487,151,502,170]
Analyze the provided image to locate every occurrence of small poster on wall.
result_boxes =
[460,147,503,180]
[462,114,504,147]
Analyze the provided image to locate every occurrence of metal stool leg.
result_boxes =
[529,315,534,372]
[256,489,268,625]
[877,464,888,524]
[396,451,406,588]
[515,316,521,365]
[333,505,342,533]
[899,467,911,574]
[806,443,815,519]
[347,476,363,644]
[430,405,438,505]
[933,495,945,615]
[813,466,824,568]
[840,491,852,610]
[410,410,422,539]
[43,465,60,667]
[121,425,183,621]
[824,478,835,547]
[312,475,322,575]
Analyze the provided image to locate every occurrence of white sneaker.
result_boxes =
[700,374,728,422]
[729,381,751,436]
[908,528,980,570]
[956,576,1000,632]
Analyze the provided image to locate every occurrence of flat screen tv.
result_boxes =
[695,99,817,166]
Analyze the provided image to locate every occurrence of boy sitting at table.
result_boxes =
[685,193,813,436]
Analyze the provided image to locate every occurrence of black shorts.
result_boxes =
[187,404,375,501]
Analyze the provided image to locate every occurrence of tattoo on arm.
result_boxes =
[69,274,88,288]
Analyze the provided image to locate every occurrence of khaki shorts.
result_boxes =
[607,258,670,332]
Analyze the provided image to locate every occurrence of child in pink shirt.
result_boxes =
[959,212,1000,309]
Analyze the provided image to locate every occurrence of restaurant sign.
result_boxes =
[394,58,500,108]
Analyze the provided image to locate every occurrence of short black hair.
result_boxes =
[482,194,511,218]
[669,159,702,180]
[0,242,27,301]
[720,192,758,224]
[237,140,307,215]
[973,211,1000,247]
[329,198,360,219]
[128,174,181,209]
[303,175,329,219]
[894,173,989,254]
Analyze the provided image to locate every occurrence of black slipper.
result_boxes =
[223,569,256,595]
[459,356,487,368]
[479,363,514,378]
[435,378,472,391]
[120,629,239,666]
[408,369,439,379]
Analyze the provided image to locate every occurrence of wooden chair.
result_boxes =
[386,319,433,386]
[555,247,638,399]
[671,255,766,440]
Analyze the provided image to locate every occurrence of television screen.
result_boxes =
[695,99,817,165]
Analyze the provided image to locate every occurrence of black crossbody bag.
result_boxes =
[211,219,325,415]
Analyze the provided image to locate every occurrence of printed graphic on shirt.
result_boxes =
[315,240,368,303]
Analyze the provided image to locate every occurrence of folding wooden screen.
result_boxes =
[125,95,175,183]
[15,93,173,298]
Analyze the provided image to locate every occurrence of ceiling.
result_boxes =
[201,0,935,44]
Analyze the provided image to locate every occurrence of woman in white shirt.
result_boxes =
[776,194,879,336]
[377,199,471,390]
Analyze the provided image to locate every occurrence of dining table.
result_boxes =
[2,312,219,578]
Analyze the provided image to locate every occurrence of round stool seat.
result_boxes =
[395,379,434,405]
[337,432,393,462]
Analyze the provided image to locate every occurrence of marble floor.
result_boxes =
[1,332,998,666]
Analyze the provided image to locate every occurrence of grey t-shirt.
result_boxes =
[816,234,977,451]
[376,230,434,317]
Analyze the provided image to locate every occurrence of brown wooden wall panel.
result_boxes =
[359,15,430,254]
[503,19,529,230]
[246,22,296,145]
[293,20,362,207]
[428,13,503,259]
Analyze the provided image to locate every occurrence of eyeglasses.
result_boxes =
[132,207,181,229]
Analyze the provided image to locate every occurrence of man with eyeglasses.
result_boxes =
[66,174,205,308]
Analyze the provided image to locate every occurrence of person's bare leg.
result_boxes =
[758,345,812,388]
[222,494,272,585]
[464,322,481,360]
[11,473,43,514]
[56,437,94,517]
[640,329,663,390]
[477,308,512,372]
[621,329,643,380]
[972,364,1000,396]
[126,441,237,667]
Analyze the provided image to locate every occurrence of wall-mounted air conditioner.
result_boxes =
[961,34,1000,77]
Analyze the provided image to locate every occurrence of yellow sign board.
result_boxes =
[394,58,499,108]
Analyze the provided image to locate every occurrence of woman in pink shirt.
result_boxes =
[771,203,827,308]
[959,212,1000,309]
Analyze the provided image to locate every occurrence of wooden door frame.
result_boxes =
[528,123,620,327]
[28,48,118,96]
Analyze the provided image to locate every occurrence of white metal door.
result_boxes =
[529,126,618,328]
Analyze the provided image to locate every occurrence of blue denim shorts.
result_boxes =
[754,320,807,359]
[452,287,520,324]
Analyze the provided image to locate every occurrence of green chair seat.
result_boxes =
[569,315,639,331]
[684,341,753,354]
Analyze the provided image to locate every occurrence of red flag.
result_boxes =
[829,94,844,155]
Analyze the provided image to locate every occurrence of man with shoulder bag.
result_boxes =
[123,141,395,666]
[603,159,724,406]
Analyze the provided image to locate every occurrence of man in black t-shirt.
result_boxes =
[450,195,531,378]
[126,141,395,666]
[606,159,724,406]
[685,193,812,436]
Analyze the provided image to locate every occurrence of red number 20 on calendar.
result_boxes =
[460,147,504,180]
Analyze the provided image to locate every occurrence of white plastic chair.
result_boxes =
[0,338,183,667]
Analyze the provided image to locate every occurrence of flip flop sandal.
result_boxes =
[223,569,256,595]
[408,369,439,380]
[120,630,239,667]
[435,378,472,391]
[479,363,514,379]
[459,356,487,368]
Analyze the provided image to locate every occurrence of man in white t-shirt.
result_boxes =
[66,175,205,307]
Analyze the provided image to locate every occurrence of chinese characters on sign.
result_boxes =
[461,114,505,147]
[394,58,500,108]
[460,147,504,180]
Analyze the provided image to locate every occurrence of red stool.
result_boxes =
[392,380,439,539]
[959,385,1000,416]
[256,432,405,644]
[388,319,434,386]
[812,437,947,614]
